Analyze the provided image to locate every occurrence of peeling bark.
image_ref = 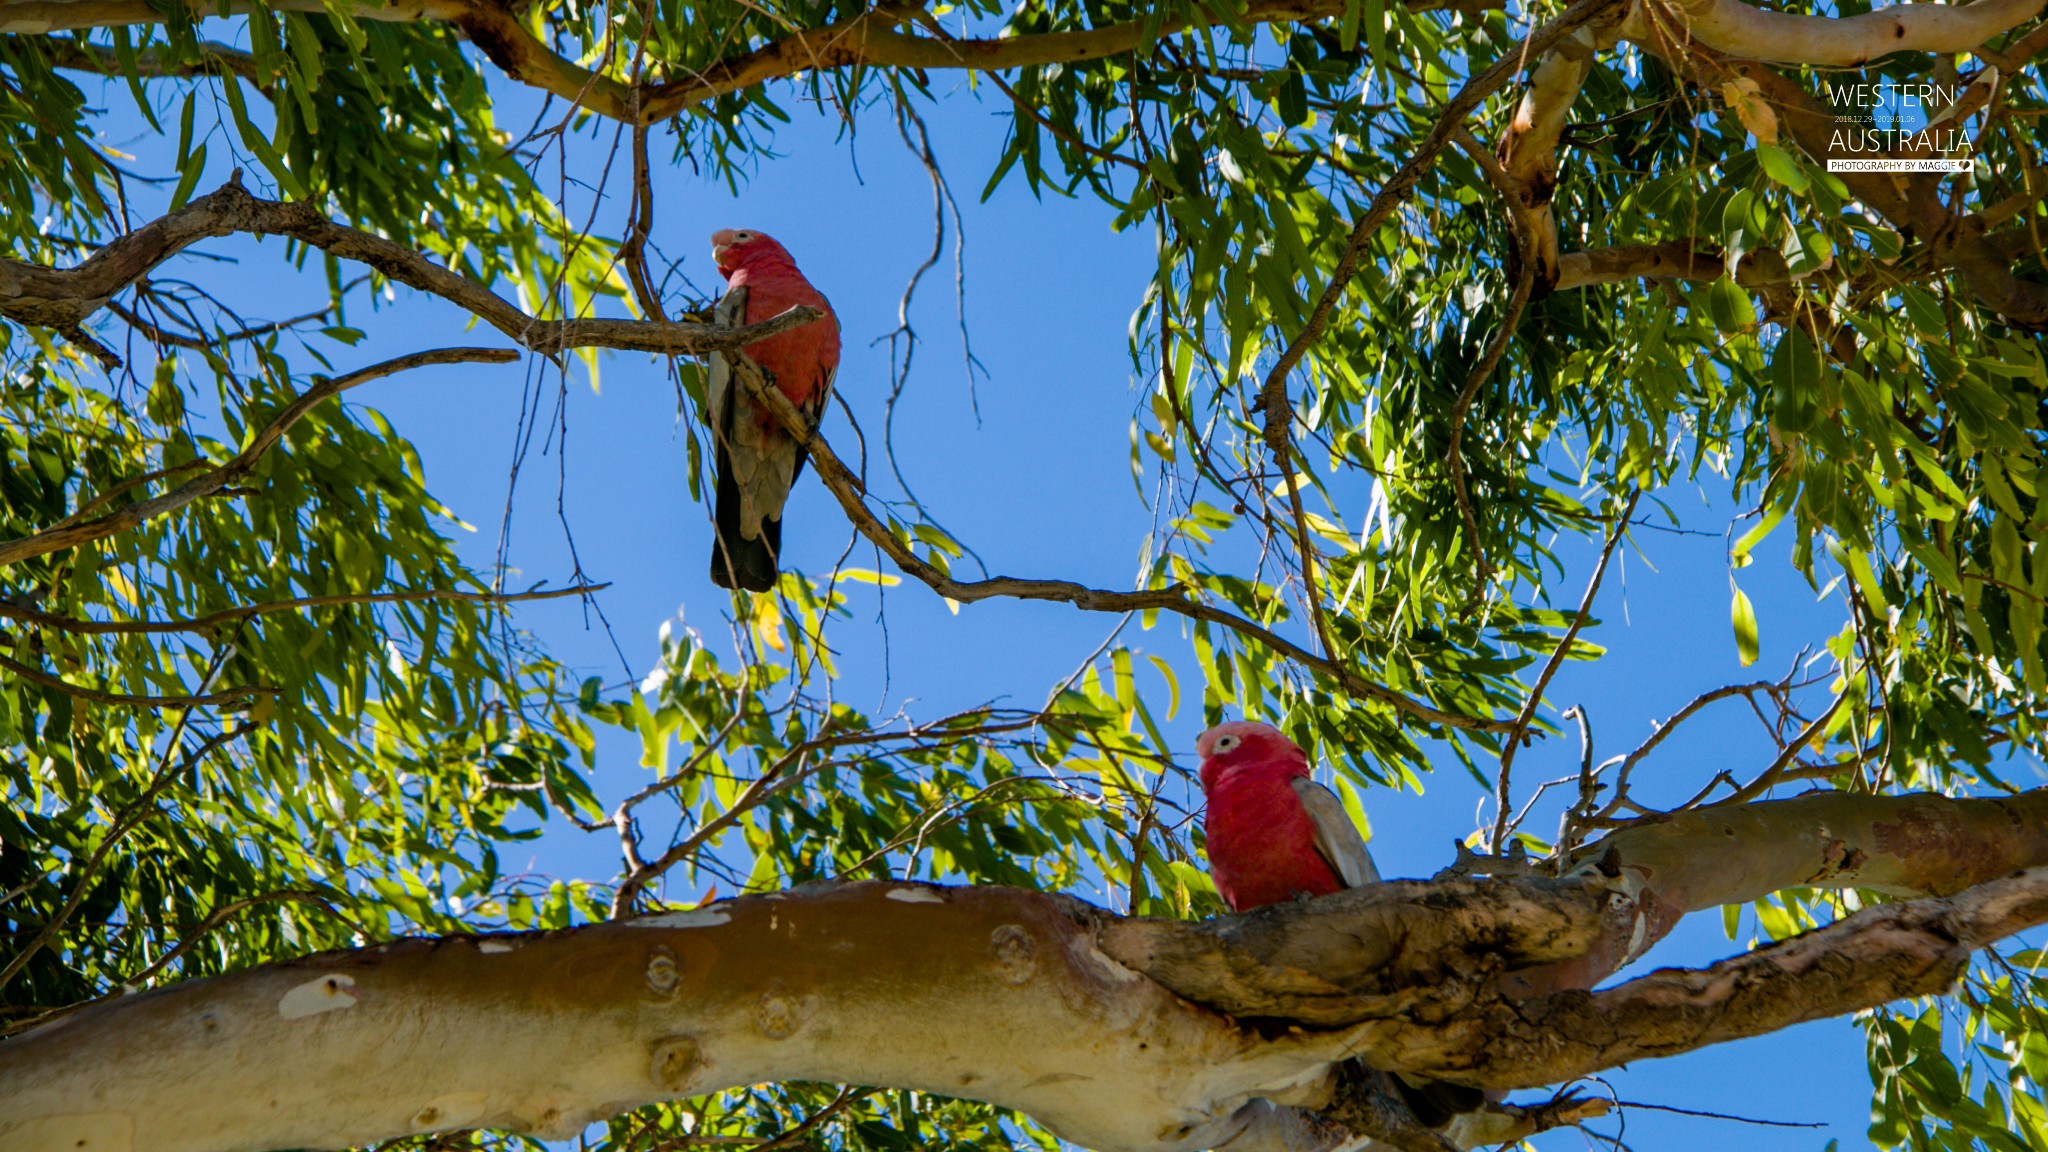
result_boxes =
[1495,28,1604,295]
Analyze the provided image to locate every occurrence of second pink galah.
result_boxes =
[1195,720,1379,911]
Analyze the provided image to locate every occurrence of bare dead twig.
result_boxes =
[1710,693,1849,808]
[1583,678,1785,824]
[1490,489,1641,852]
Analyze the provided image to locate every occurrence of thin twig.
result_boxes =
[0,722,254,991]
[0,651,275,707]
[0,582,606,636]
[1710,694,1848,808]
[1491,490,1641,852]
[0,346,519,568]
[1585,679,1783,823]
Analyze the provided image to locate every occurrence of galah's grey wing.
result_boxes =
[1290,776,1381,888]
[706,287,777,591]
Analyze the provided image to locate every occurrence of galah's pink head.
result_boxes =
[1196,721,1310,792]
[711,228,794,280]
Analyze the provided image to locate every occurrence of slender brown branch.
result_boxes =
[0,582,608,636]
[1586,678,1782,821]
[715,347,1513,735]
[1710,692,1848,807]
[0,650,275,706]
[0,346,519,569]
[619,119,669,323]
[106,279,362,352]
[44,461,209,533]
[610,743,817,915]
[39,35,265,85]
[1256,0,1626,447]
[0,175,823,356]
[118,889,340,989]
[749,1086,865,1152]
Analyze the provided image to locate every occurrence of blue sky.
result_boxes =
[76,52,1895,1149]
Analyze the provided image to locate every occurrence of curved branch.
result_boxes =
[1664,0,2044,66]
[4,0,1448,124]
[0,651,275,706]
[0,175,824,355]
[0,346,518,568]
[715,348,1511,735]
[0,582,608,635]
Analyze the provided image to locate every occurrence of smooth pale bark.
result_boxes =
[7,788,2048,1152]
[0,884,1364,1152]
[1664,0,2044,66]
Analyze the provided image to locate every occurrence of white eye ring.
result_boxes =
[1213,734,1241,753]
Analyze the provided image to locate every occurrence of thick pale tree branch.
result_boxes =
[1443,862,2048,1086]
[1112,787,2048,1028]
[1657,0,2045,66]
[1494,27,1602,294]
[6,787,2048,1152]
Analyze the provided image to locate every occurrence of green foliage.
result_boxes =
[5,0,2048,1147]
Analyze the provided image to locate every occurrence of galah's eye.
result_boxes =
[734,231,754,242]
[1212,734,1241,754]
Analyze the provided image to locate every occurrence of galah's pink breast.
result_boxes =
[1203,764,1346,911]
[730,265,839,428]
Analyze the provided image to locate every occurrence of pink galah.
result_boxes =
[1196,720,1379,912]
[705,229,840,592]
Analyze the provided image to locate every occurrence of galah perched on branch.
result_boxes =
[705,229,840,592]
[1196,720,1380,909]
[1196,720,1483,1128]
